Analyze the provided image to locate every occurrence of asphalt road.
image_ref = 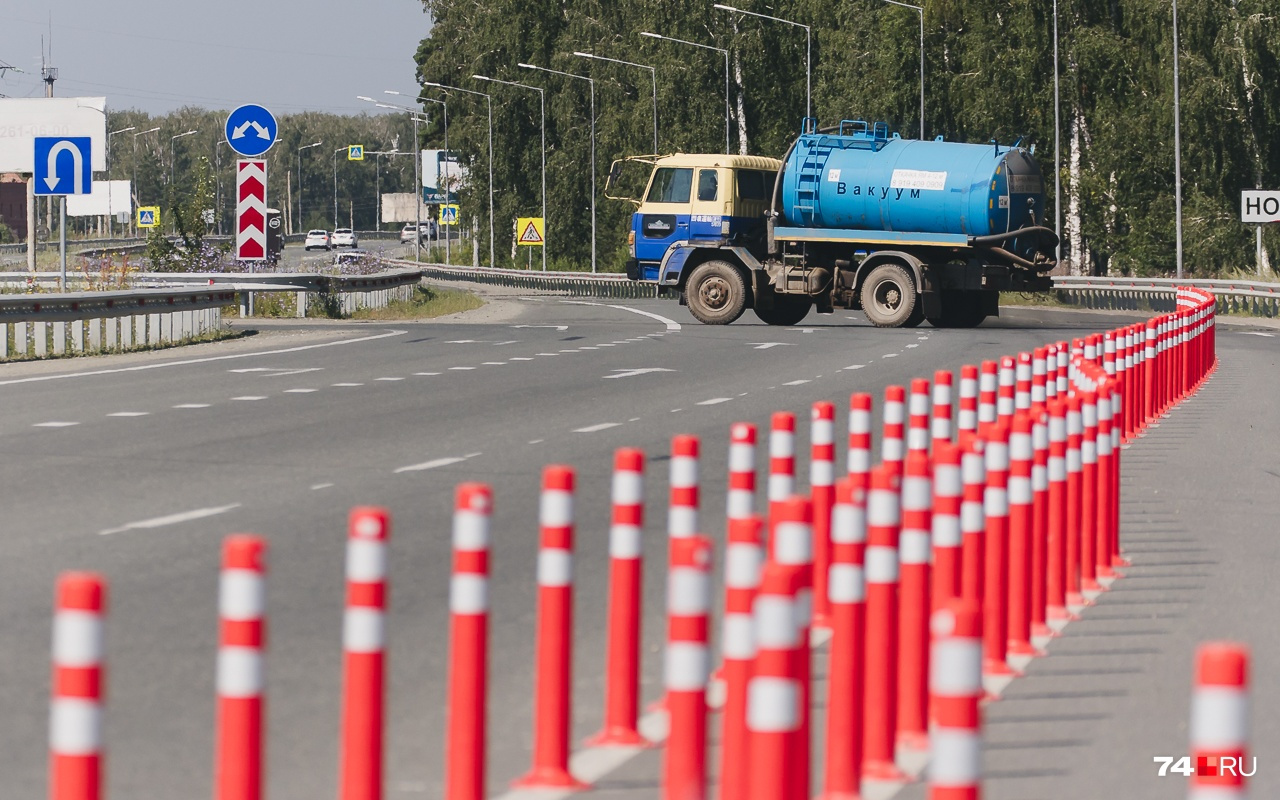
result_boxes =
[0,295,1268,798]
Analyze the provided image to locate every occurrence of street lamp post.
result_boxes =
[424,81,495,268]
[1172,0,1184,279]
[415,96,450,263]
[519,62,598,273]
[880,0,925,140]
[372,95,441,263]
[107,125,135,236]
[473,74,546,272]
[131,126,160,237]
[574,52,658,156]
[169,129,197,234]
[332,147,344,231]
[297,140,323,235]
[639,33,730,156]
[716,4,811,121]
[1053,0,1061,263]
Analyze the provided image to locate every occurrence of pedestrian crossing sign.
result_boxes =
[439,204,460,225]
[137,206,160,228]
[517,217,545,246]
[348,145,364,161]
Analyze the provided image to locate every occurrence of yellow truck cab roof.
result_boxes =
[655,153,782,171]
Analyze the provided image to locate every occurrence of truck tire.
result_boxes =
[685,261,748,325]
[753,293,811,326]
[860,263,919,328]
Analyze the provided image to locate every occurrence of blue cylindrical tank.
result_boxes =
[780,122,1046,238]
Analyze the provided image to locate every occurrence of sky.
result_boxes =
[0,0,431,116]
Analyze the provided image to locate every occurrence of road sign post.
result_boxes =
[34,136,93,292]
[137,207,160,228]
[224,105,279,158]
[1241,191,1279,277]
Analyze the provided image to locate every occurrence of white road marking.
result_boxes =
[0,329,406,387]
[311,483,334,491]
[1242,331,1275,337]
[284,389,317,393]
[414,372,441,376]
[107,411,150,417]
[228,367,274,373]
[628,417,641,422]
[844,364,865,370]
[905,344,919,349]
[482,362,506,365]
[697,397,733,405]
[671,408,683,413]
[528,439,544,444]
[509,357,534,361]
[34,421,79,427]
[604,368,675,380]
[376,377,405,381]
[511,324,568,331]
[749,342,795,350]
[560,349,580,353]
[783,379,811,386]
[99,503,242,536]
[580,347,600,350]
[559,300,682,331]
[797,328,816,333]
[446,340,478,344]
[173,403,211,408]
[574,423,622,433]
[882,353,898,359]
[449,366,476,371]
[333,382,364,387]
[394,452,482,474]
[918,336,929,340]
[537,353,559,356]
[232,396,267,401]
[595,343,615,347]
[493,340,520,346]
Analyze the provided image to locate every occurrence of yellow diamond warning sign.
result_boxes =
[517,217,545,246]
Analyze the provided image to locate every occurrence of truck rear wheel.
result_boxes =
[685,260,748,325]
[753,293,811,326]
[860,263,919,328]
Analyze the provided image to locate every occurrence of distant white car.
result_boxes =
[332,228,357,248]
[304,230,331,251]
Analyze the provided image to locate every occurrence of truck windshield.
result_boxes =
[647,168,693,204]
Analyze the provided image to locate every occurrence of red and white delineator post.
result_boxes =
[50,572,107,800]
[863,465,907,781]
[340,507,391,800]
[848,393,873,487]
[931,440,964,610]
[959,436,986,609]
[958,365,979,437]
[978,361,998,427]
[771,496,815,800]
[720,515,763,800]
[768,412,796,519]
[908,378,932,459]
[997,356,1016,422]
[933,369,954,444]
[928,599,983,800]
[811,401,837,629]
[882,385,907,479]
[821,478,866,800]
[1189,642,1251,799]
[982,422,1014,677]
[446,484,493,800]
[1015,352,1032,412]
[670,435,700,540]
[727,423,758,525]
[748,563,802,800]
[216,535,267,800]
[663,535,713,800]
[1006,413,1036,657]
[898,450,933,750]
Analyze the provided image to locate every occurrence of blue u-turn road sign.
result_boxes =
[34,137,93,196]
[224,104,278,157]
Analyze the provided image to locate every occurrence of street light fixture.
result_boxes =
[169,129,197,187]
[473,74,547,272]
[640,32,731,155]
[573,52,658,156]
[424,81,495,269]
[106,126,135,236]
[519,62,598,273]
[360,95,423,261]
[131,126,160,236]
[297,140,323,235]
[880,0,925,140]
[715,3,811,121]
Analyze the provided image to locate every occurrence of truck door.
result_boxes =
[688,168,726,239]
[636,166,693,264]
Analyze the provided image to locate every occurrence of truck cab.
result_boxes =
[620,154,780,285]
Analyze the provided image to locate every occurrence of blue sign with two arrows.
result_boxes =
[224,104,278,157]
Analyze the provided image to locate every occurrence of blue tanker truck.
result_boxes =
[608,119,1059,328]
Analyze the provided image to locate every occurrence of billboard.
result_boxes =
[381,192,433,224]
[421,149,464,203]
[0,97,108,173]
[66,180,132,217]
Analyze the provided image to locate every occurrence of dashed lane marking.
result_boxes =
[333,382,364,387]
[510,358,535,361]
[107,412,149,417]
[574,423,622,433]
[99,503,242,536]
[393,452,482,474]
[33,421,79,427]
[232,396,267,401]
[284,389,317,394]
[376,377,405,381]
[882,353,898,359]
[697,398,733,405]
[414,372,440,376]
[783,379,811,386]
[844,364,866,370]
[448,367,476,371]
[482,362,506,365]
[173,403,211,409]
[311,483,334,491]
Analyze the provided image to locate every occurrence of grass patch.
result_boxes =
[349,284,483,320]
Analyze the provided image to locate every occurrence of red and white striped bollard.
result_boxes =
[720,515,763,800]
[446,484,493,800]
[216,535,267,800]
[340,507,391,800]
[1189,642,1251,799]
[898,450,933,750]
[928,599,983,800]
[663,535,713,800]
[811,401,837,629]
[50,572,106,800]
[821,478,866,800]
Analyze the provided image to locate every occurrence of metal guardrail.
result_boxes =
[1051,275,1280,317]
[400,260,662,299]
[0,267,424,360]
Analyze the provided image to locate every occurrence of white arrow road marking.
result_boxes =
[603,368,676,379]
[748,342,796,350]
[43,140,86,193]
[99,503,242,536]
[559,300,682,331]
[512,325,569,331]
[0,329,406,386]
[394,452,482,474]
[1242,331,1275,337]
[574,423,622,433]
[697,398,733,405]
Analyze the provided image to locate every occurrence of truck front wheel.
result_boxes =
[685,260,748,325]
[860,262,919,327]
